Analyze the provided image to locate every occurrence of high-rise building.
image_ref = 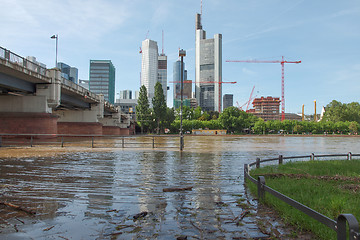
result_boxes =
[195,13,222,112]
[89,60,115,104]
[141,39,168,104]
[223,94,233,110]
[158,54,167,102]
[57,62,78,83]
[141,39,158,102]
[120,90,132,99]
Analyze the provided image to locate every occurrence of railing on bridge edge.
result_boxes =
[0,46,47,76]
[0,133,180,149]
[244,153,360,240]
[0,46,116,110]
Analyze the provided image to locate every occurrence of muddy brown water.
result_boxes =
[0,135,358,239]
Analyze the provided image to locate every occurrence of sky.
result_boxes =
[1,0,360,114]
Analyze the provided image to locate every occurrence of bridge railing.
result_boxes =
[0,46,47,76]
[244,153,360,239]
[62,77,100,102]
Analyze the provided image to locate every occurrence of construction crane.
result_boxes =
[235,86,256,111]
[226,56,301,121]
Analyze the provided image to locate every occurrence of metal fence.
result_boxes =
[244,153,360,240]
[0,134,180,149]
[0,46,47,76]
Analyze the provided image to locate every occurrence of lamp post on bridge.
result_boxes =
[50,34,58,68]
[179,49,186,151]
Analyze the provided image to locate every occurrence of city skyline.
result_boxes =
[1,0,360,114]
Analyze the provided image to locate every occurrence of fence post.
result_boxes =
[30,136,33,147]
[244,164,249,183]
[258,176,265,202]
[311,153,315,161]
[337,214,359,240]
[0,136,2,147]
[122,137,124,148]
[348,152,352,160]
[256,158,261,168]
[152,137,155,148]
[279,155,283,165]
[91,137,94,148]
[61,136,64,148]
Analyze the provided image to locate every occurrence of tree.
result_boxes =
[322,100,360,123]
[218,106,257,133]
[193,106,202,120]
[152,82,167,134]
[162,107,176,132]
[136,85,151,134]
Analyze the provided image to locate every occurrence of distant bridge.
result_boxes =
[0,46,133,136]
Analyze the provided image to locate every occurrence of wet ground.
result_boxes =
[0,135,358,239]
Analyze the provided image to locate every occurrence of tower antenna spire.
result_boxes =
[162,30,164,55]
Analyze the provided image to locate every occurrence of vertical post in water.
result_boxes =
[179,49,186,151]
[0,136,2,147]
[91,137,94,148]
[152,136,155,148]
[30,136,33,147]
[122,137,124,148]
[61,136,64,147]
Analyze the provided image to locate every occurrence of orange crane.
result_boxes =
[226,56,301,121]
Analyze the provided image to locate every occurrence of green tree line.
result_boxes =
[136,85,359,135]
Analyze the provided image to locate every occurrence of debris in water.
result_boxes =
[163,186,193,192]
[133,211,148,221]
[0,201,36,215]
[43,226,54,231]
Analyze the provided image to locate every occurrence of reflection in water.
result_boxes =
[0,136,359,239]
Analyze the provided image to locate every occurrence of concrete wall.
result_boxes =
[0,95,51,113]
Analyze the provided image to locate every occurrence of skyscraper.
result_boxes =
[57,62,78,83]
[141,39,168,104]
[141,39,158,101]
[89,60,115,104]
[195,13,222,112]
[223,94,233,110]
[173,60,192,108]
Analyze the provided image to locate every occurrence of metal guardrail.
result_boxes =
[0,134,179,149]
[0,46,47,76]
[244,153,360,240]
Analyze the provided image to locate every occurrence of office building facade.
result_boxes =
[120,90,132,100]
[141,39,168,104]
[223,94,233,110]
[57,62,78,83]
[195,13,222,112]
[89,60,115,104]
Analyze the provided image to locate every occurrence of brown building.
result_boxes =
[247,96,281,121]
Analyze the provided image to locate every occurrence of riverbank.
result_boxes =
[249,159,360,240]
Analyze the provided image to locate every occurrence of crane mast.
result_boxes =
[226,56,301,121]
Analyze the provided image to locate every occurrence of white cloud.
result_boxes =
[242,67,257,76]
[0,0,132,41]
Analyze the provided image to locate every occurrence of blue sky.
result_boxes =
[1,0,359,114]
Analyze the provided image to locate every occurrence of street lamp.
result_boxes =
[179,49,186,151]
[50,34,58,68]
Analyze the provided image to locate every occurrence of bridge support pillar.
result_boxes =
[0,112,58,136]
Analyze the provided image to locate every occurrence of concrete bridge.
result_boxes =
[0,46,133,136]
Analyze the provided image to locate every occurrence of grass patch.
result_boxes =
[248,159,360,240]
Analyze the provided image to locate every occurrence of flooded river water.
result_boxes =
[0,135,359,239]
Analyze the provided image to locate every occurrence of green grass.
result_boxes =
[248,159,360,240]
